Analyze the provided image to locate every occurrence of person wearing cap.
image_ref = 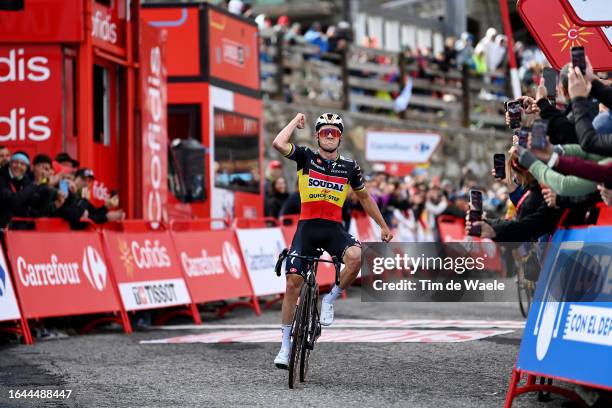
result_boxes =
[55,152,79,172]
[0,152,38,227]
[264,160,283,194]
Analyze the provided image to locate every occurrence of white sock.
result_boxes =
[281,324,292,350]
[323,284,343,304]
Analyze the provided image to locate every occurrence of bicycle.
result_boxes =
[516,263,535,318]
[274,248,342,389]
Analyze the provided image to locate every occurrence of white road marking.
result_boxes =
[141,329,514,344]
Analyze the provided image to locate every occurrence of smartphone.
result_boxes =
[59,179,69,196]
[468,210,482,237]
[571,46,586,74]
[542,67,557,103]
[518,127,530,148]
[531,120,548,150]
[493,154,506,179]
[505,99,522,130]
[470,189,483,212]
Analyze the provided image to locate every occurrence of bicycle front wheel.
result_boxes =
[300,284,318,382]
[288,283,309,389]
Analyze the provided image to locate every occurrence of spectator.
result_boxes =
[0,145,10,168]
[264,160,283,193]
[227,0,243,15]
[274,15,290,34]
[56,168,124,228]
[0,152,36,227]
[55,152,79,172]
[265,177,289,218]
[304,22,328,55]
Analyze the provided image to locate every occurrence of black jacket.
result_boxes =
[56,192,109,228]
[0,166,52,227]
[572,96,612,156]
[491,183,562,242]
[536,98,599,145]
[264,191,289,218]
[590,79,612,110]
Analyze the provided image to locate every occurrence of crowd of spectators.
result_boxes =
[265,56,612,273]
[0,148,125,234]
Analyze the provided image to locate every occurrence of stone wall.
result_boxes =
[264,99,511,185]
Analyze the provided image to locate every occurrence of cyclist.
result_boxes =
[272,112,393,368]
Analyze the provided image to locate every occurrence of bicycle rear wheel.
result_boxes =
[288,283,308,389]
[517,267,533,318]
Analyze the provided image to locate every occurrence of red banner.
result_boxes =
[5,231,122,319]
[139,22,168,224]
[172,229,255,303]
[91,0,127,55]
[208,8,259,91]
[102,230,192,311]
[518,0,612,71]
[0,45,63,159]
[0,0,83,43]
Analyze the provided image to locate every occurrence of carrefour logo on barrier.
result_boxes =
[82,246,108,292]
[180,250,224,277]
[222,241,242,280]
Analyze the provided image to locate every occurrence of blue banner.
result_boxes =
[517,226,612,389]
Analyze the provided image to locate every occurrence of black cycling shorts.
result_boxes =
[285,219,361,275]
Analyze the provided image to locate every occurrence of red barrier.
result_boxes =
[0,244,32,344]
[353,213,377,242]
[102,221,200,324]
[4,227,130,340]
[437,215,465,243]
[170,219,260,318]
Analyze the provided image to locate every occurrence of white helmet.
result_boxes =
[315,112,344,133]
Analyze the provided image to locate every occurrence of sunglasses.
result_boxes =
[318,128,342,138]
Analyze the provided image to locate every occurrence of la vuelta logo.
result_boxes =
[146,46,164,224]
[0,48,52,142]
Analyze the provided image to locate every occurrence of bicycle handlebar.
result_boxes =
[274,249,342,286]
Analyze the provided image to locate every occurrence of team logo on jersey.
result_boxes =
[308,178,344,192]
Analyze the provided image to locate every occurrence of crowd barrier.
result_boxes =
[505,203,612,406]
[0,215,359,344]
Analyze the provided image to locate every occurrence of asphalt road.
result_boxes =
[0,288,578,408]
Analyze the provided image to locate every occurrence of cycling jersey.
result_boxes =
[284,143,366,223]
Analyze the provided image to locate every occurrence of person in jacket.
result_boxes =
[264,176,289,218]
[465,151,562,242]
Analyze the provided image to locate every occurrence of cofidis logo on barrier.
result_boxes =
[517,227,612,390]
[104,231,191,311]
[5,231,121,319]
[0,249,21,322]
